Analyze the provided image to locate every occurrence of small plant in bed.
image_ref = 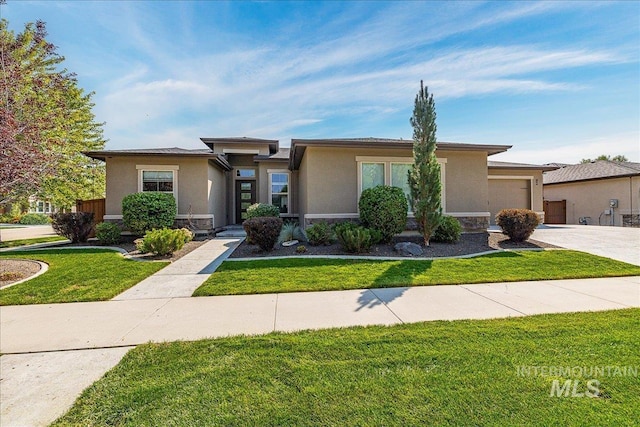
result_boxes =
[136,228,193,256]
[277,222,306,245]
[51,212,94,243]
[496,208,540,242]
[243,217,283,251]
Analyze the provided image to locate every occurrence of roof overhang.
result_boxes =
[488,162,559,172]
[200,137,279,154]
[82,150,233,171]
[289,139,511,169]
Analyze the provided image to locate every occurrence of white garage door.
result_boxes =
[489,179,531,224]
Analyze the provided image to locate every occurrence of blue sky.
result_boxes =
[3,1,639,163]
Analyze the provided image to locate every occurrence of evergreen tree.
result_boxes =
[0,19,105,209]
[408,81,442,246]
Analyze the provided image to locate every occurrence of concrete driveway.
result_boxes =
[531,224,640,266]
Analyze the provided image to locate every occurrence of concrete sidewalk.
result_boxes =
[2,276,638,354]
[113,238,242,300]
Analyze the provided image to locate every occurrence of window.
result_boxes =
[137,165,179,204]
[268,170,289,214]
[142,171,174,192]
[356,157,447,213]
[391,163,412,205]
[361,163,385,191]
[236,169,256,178]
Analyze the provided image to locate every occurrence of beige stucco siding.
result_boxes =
[438,150,488,213]
[104,156,211,216]
[489,169,544,212]
[544,176,640,226]
[208,162,227,227]
[211,144,271,156]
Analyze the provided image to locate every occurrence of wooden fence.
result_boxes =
[76,198,105,237]
[543,200,566,224]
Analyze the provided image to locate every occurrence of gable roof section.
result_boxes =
[200,137,279,154]
[488,160,558,171]
[83,147,232,171]
[290,138,511,169]
[543,160,640,185]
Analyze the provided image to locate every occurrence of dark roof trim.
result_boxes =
[200,137,279,154]
[253,155,288,163]
[290,139,511,169]
[83,150,233,171]
[488,161,558,171]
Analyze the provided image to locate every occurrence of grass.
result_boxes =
[0,236,67,248]
[0,249,167,305]
[53,309,640,426]
[194,250,640,296]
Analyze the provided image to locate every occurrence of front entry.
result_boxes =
[235,180,256,224]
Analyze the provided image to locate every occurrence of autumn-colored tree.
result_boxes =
[408,81,442,246]
[0,19,105,209]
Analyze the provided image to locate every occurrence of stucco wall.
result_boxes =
[104,156,211,216]
[208,162,227,228]
[211,143,271,156]
[544,176,640,226]
[297,146,490,225]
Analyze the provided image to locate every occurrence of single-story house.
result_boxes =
[84,137,552,233]
[543,160,640,227]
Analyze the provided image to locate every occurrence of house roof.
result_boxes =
[254,148,290,163]
[289,138,511,169]
[543,160,640,185]
[83,147,232,170]
[488,160,558,171]
[200,137,279,154]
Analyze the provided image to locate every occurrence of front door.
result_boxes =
[235,180,256,224]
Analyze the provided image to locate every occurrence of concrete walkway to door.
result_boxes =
[531,224,640,266]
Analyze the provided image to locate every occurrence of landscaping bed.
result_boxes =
[230,231,559,259]
[0,259,42,288]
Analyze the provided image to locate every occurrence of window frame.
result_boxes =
[267,169,291,215]
[136,165,179,207]
[356,156,447,214]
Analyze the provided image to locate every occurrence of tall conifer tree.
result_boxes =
[408,81,442,245]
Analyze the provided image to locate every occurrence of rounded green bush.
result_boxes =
[496,209,540,242]
[432,215,462,243]
[95,222,121,245]
[246,203,280,219]
[137,227,193,256]
[18,213,51,225]
[122,192,177,235]
[306,221,335,246]
[359,185,408,243]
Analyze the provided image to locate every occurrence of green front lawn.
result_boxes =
[0,236,67,248]
[0,249,167,305]
[195,250,640,296]
[54,309,640,426]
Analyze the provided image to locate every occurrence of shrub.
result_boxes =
[137,227,193,256]
[0,213,19,224]
[95,222,121,245]
[432,215,462,243]
[51,212,94,243]
[243,217,283,251]
[122,192,177,235]
[334,222,373,253]
[296,245,307,254]
[18,213,50,225]
[359,185,408,243]
[496,209,540,242]
[246,203,280,220]
[306,221,335,246]
[278,222,307,244]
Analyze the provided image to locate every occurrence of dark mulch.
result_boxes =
[229,232,561,259]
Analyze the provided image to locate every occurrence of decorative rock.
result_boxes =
[394,242,423,256]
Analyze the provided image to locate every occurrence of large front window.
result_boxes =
[269,171,289,214]
[357,157,446,213]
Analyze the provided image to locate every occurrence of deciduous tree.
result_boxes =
[0,19,105,209]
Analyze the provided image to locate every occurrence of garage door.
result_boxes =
[488,179,531,224]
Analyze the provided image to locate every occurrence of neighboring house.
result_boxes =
[28,197,58,215]
[543,160,640,227]
[84,137,552,233]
